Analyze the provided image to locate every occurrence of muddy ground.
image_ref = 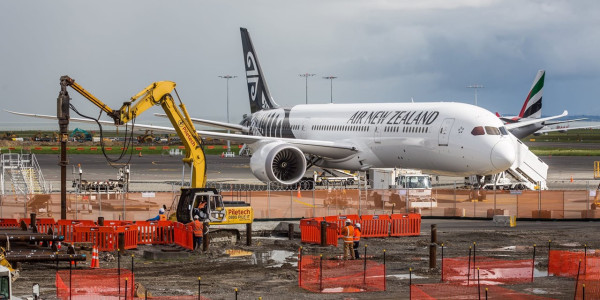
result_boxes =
[10,219,600,299]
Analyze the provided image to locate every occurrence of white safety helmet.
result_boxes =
[194,215,199,220]
[159,208,165,214]
[355,223,361,229]
[345,219,352,224]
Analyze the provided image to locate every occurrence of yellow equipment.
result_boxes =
[594,161,599,179]
[57,76,252,224]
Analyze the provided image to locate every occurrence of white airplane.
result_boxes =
[7,28,518,186]
[499,70,592,138]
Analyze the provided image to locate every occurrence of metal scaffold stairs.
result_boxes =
[505,137,548,190]
[357,171,367,215]
[1,153,49,198]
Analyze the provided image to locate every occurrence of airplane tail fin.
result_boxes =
[518,70,545,119]
[240,27,278,113]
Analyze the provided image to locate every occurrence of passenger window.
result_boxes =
[485,126,500,135]
[471,126,485,136]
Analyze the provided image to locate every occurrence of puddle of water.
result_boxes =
[322,287,366,293]
[525,288,550,295]
[387,274,427,279]
[534,268,548,277]
[225,249,253,257]
[482,245,529,252]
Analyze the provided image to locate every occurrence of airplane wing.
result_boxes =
[154,113,249,133]
[504,110,568,130]
[6,110,357,159]
[543,118,587,126]
[534,124,600,135]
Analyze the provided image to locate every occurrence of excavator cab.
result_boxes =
[176,188,226,224]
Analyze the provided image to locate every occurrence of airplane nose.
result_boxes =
[491,139,516,170]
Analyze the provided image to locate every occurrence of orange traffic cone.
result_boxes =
[297,186,302,198]
[138,151,143,157]
[570,176,574,183]
[90,246,99,268]
[57,242,62,250]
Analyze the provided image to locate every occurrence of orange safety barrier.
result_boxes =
[54,220,96,243]
[136,221,174,245]
[21,217,56,234]
[116,225,139,250]
[299,255,385,293]
[173,222,194,250]
[56,269,134,300]
[74,225,138,251]
[299,219,338,247]
[411,283,552,299]
[575,271,600,300]
[300,219,321,244]
[360,215,390,238]
[325,215,360,237]
[443,256,533,284]
[390,213,421,236]
[102,220,134,227]
[0,218,20,228]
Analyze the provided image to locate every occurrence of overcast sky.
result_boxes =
[1,0,599,130]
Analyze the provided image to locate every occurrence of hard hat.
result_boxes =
[345,219,351,224]
[194,215,199,220]
[159,208,165,214]
[355,223,361,228]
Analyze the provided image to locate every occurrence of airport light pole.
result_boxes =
[299,73,316,104]
[218,75,237,154]
[323,76,337,103]
[467,84,484,106]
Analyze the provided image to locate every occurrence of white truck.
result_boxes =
[0,265,24,300]
[369,168,437,210]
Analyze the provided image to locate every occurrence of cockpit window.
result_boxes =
[471,126,485,136]
[499,126,508,135]
[485,126,500,135]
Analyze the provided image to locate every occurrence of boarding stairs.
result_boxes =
[357,171,368,215]
[505,137,548,190]
[1,153,49,196]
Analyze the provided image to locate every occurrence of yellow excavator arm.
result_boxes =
[60,76,206,188]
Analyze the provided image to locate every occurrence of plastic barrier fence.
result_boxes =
[548,249,600,278]
[443,256,533,284]
[73,225,138,251]
[0,218,20,228]
[390,213,421,236]
[299,220,338,247]
[360,215,390,238]
[173,222,194,250]
[300,219,321,244]
[325,215,360,237]
[21,217,56,234]
[299,255,385,293]
[54,220,96,243]
[411,283,552,300]
[136,221,174,245]
[56,269,134,300]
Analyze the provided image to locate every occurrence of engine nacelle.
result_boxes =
[250,142,307,185]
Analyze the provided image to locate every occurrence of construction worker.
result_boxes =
[341,219,355,260]
[188,215,204,251]
[147,207,166,221]
[353,223,361,259]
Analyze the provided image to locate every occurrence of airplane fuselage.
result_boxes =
[246,102,515,176]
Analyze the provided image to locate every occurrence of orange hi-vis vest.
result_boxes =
[159,214,167,221]
[192,220,203,237]
[341,225,354,243]
[353,228,361,242]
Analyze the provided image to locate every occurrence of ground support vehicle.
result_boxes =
[369,168,437,210]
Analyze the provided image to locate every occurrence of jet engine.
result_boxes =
[250,142,307,185]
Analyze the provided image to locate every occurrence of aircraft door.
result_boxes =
[438,118,455,146]
[374,126,381,143]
